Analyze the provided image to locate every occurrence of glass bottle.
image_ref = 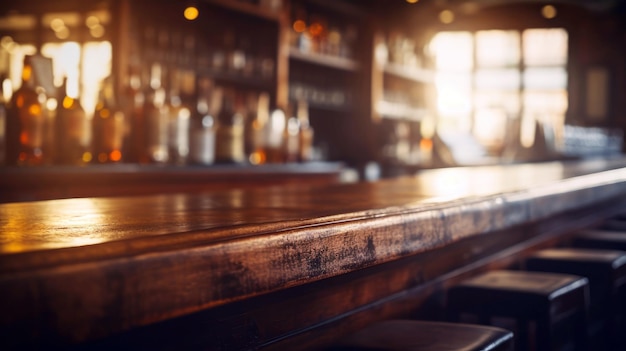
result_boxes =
[166,69,191,165]
[56,77,89,165]
[265,106,286,163]
[297,99,314,161]
[143,63,169,163]
[189,78,217,165]
[124,66,146,163]
[6,55,46,166]
[284,104,300,163]
[92,76,126,163]
[0,74,8,165]
[215,89,245,164]
[244,91,270,165]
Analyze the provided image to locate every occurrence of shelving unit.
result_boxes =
[288,47,360,71]
[0,0,437,174]
[382,62,434,84]
[203,0,283,22]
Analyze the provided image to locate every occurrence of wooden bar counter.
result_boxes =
[2,158,626,350]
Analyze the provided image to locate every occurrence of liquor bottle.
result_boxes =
[244,91,269,165]
[92,76,126,163]
[283,104,300,163]
[265,106,286,163]
[6,55,46,166]
[296,99,314,162]
[0,74,8,165]
[166,69,191,165]
[55,77,89,165]
[291,6,312,53]
[215,89,245,164]
[143,63,169,163]
[189,79,217,165]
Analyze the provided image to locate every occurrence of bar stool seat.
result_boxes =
[446,270,589,351]
[572,229,626,251]
[330,319,514,351]
[526,247,626,350]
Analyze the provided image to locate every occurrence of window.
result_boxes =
[0,10,112,117]
[430,28,568,152]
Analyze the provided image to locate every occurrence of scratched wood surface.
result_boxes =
[1,158,626,348]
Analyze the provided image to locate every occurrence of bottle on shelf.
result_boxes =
[55,76,89,165]
[215,88,245,164]
[291,5,312,53]
[265,106,286,163]
[284,104,300,163]
[125,67,145,163]
[166,69,191,165]
[0,74,8,165]
[244,91,270,165]
[189,78,217,165]
[296,99,314,162]
[6,55,47,166]
[92,76,126,164]
[143,62,170,163]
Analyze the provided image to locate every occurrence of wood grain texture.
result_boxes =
[1,158,626,348]
[0,162,344,203]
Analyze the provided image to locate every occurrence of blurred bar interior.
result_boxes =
[3,2,626,350]
[0,0,624,180]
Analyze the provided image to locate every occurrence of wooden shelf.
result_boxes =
[377,101,427,121]
[289,48,360,72]
[307,101,352,112]
[203,0,282,22]
[299,0,367,18]
[383,62,434,84]
[197,68,274,89]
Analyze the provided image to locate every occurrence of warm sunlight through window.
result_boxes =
[430,28,568,152]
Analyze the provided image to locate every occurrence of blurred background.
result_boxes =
[0,0,624,179]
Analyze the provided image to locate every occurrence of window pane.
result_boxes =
[430,31,473,71]
[436,72,472,115]
[473,106,508,148]
[522,90,567,149]
[476,69,520,90]
[523,67,567,89]
[81,41,112,117]
[476,30,520,67]
[523,28,568,66]
[435,72,472,133]
[474,90,520,116]
[523,89,568,115]
[41,41,81,95]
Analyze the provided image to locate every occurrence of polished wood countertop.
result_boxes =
[0,162,345,202]
[2,158,626,346]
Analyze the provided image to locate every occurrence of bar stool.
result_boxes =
[329,319,514,351]
[572,229,626,251]
[446,270,589,351]
[524,248,626,350]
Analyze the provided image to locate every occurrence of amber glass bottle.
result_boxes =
[92,76,125,163]
[6,55,46,166]
[215,89,244,164]
[0,74,8,165]
[244,92,269,165]
[55,77,89,165]
[297,100,314,161]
